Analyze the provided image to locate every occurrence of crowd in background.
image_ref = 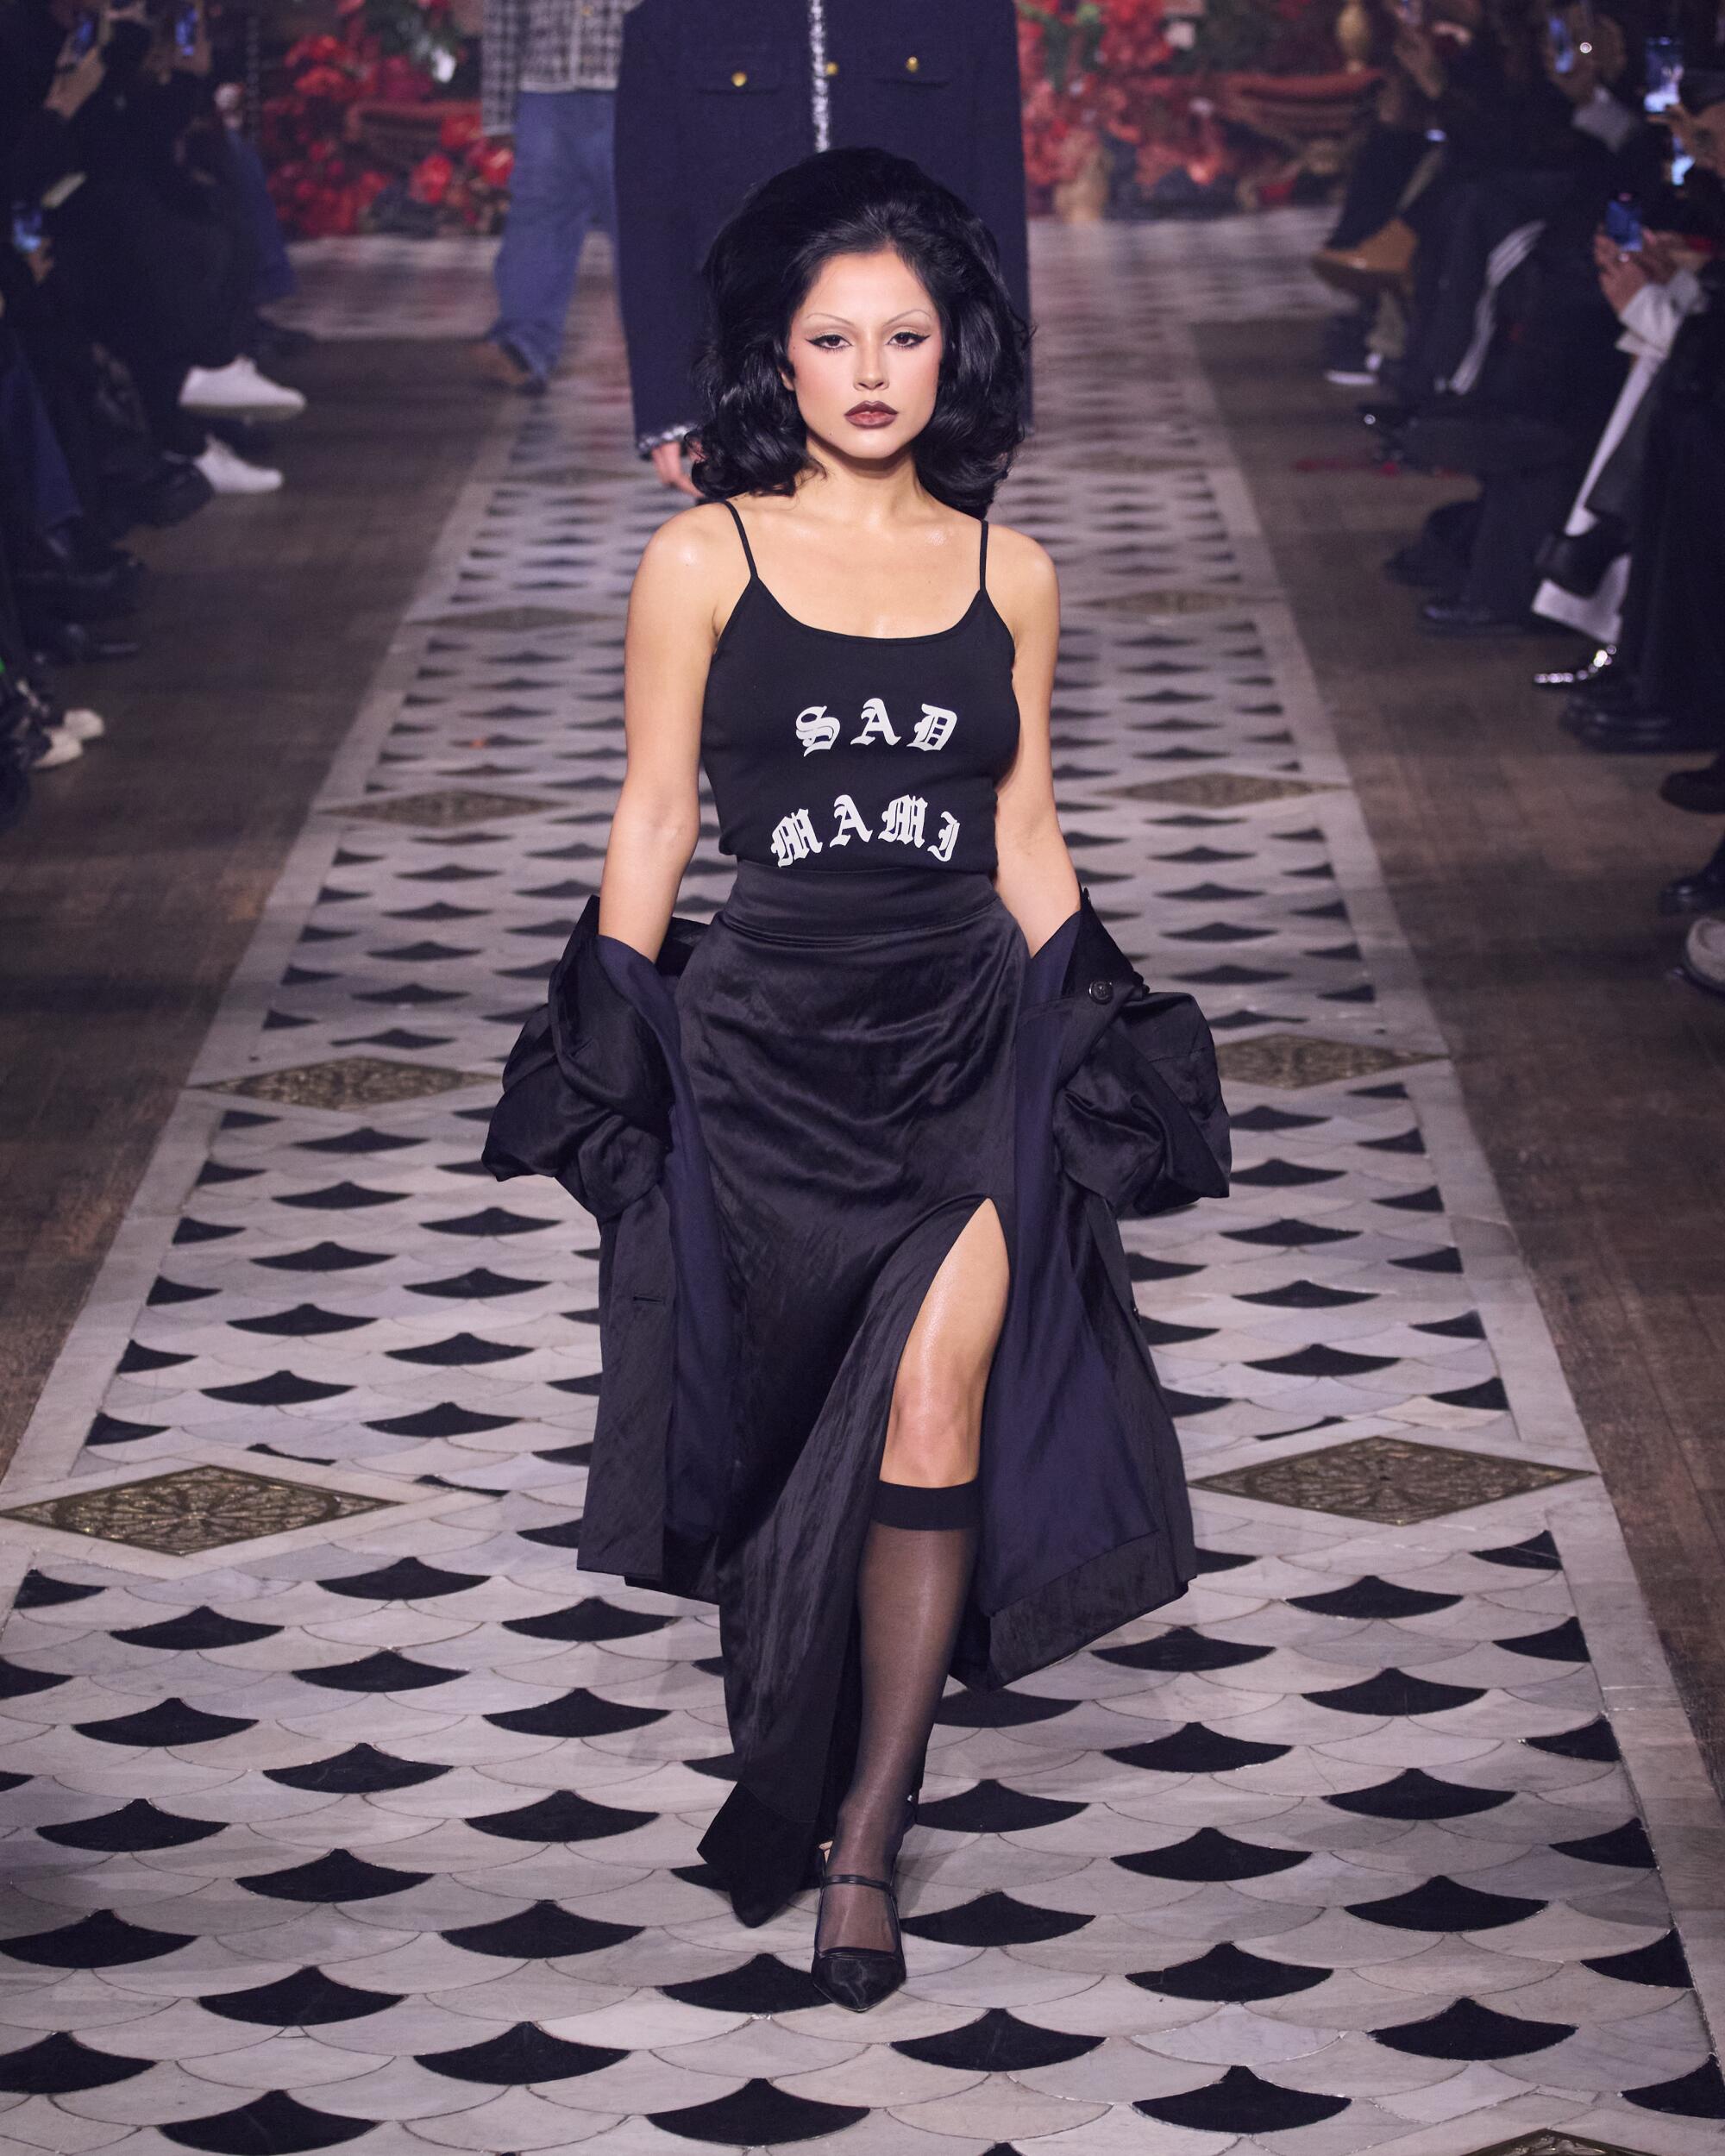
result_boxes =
[0,0,305,826]
[1312,0,1725,986]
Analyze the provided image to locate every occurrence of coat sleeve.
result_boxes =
[615,0,704,454]
[480,0,528,137]
[969,0,1033,423]
[483,901,674,1220]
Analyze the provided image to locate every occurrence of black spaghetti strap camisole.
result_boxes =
[699,498,1021,874]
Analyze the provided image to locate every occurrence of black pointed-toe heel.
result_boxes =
[810,1865,906,2013]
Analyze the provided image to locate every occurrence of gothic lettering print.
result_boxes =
[880,793,928,848]
[911,704,957,753]
[927,812,960,863]
[795,705,839,756]
[771,809,824,866]
[831,793,872,847]
[850,697,900,748]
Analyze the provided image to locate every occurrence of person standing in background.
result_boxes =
[476,0,643,394]
[615,0,1032,493]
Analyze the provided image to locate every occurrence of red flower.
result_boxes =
[410,150,454,205]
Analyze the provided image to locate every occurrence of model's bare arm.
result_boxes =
[991,532,1081,956]
[598,511,720,958]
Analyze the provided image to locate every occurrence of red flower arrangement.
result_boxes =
[262,0,492,237]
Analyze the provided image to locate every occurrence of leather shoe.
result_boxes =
[1659,757,1725,814]
[1420,599,1536,637]
[1577,710,1722,755]
[1534,645,1615,693]
[1658,845,1725,914]
[27,619,142,666]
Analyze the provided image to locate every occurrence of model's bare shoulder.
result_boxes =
[983,521,1059,642]
[631,502,747,642]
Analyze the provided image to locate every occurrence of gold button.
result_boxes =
[824,59,837,76]
[906,54,919,71]
[731,68,748,86]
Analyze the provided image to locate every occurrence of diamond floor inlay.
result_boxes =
[0,1467,392,1555]
[1,217,1720,2156]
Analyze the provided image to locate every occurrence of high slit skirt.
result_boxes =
[678,863,1024,1921]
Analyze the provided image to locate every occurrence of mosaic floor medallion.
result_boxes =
[1113,772,1337,808]
[1195,1434,1591,1524]
[1,1466,392,1555]
[1215,1032,1440,1089]
[327,787,561,828]
[198,1056,491,1109]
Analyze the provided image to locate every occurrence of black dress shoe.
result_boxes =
[811,1861,905,2013]
[1659,757,1725,814]
[27,619,142,666]
[1578,710,1723,755]
[1419,599,1536,637]
[1534,645,1615,693]
[1658,843,1725,914]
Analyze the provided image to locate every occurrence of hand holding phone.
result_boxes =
[1603,196,1643,253]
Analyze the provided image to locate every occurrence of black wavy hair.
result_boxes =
[689,146,1031,516]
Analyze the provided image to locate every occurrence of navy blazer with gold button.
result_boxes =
[614,0,1032,455]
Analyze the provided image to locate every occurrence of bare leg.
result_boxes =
[816,1203,1008,1959]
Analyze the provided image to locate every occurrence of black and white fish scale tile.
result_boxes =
[0,222,1720,2156]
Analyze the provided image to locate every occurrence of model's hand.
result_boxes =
[1639,229,1699,284]
[650,438,699,498]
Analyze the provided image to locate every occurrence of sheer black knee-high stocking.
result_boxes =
[816,1476,981,1964]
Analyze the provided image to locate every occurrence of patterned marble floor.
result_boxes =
[2,219,1722,2156]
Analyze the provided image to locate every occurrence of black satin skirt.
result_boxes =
[674,862,1025,1921]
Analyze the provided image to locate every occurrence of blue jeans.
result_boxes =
[488,89,617,382]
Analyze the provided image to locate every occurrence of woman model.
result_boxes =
[487,147,1229,2012]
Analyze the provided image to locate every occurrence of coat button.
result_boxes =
[1088,979,1113,1005]
[824,59,837,76]
[731,68,748,86]
[906,54,919,71]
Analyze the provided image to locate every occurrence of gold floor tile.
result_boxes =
[1112,773,1339,808]
[199,1056,491,1109]
[328,788,560,828]
[1215,1032,1439,1089]
[1469,2135,1660,2156]
[2,1466,393,1557]
[1194,1435,1590,1526]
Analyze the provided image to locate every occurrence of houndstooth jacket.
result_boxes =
[481,0,645,136]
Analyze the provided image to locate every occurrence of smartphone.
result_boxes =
[10,207,44,255]
[1645,37,1684,116]
[1548,13,1575,74]
[174,2,198,56]
[1604,196,1643,253]
[66,9,97,56]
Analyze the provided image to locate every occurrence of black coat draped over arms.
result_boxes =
[485,893,1231,1691]
[615,0,1033,456]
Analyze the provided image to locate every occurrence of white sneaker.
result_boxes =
[180,356,306,418]
[1684,915,1725,995]
[33,727,84,768]
[59,706,105,742]
[195,438,285,494]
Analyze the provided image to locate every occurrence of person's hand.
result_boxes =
[1392,22,1445,98]
[650,437,699,498]
[44,39,105,119]
[1545,9,1626,105]
[1639,229,1703,283]
[1597,241,1649,315]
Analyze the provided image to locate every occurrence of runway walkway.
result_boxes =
[0,219,1720,2156]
